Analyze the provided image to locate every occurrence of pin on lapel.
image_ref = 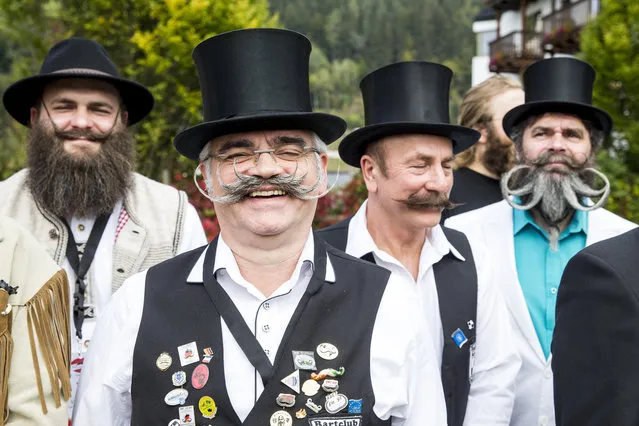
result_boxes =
[451,328,468,348]
[281,369,301,394]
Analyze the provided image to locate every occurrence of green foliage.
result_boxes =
[271,0,480,125]
[0,0,278,181]
[581,0,639,222]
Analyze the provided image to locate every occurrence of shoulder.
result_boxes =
[325,242,390,280]
[446,199,510,228]
[0,168,28,188]
[131,172,183,199]
[445,200,511,243]
[590,208,637,233]
[148,244,207,274]
[0,169,32,205]
[316,217,352,250]
[575,228,639,272]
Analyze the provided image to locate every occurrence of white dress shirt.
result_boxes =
[73,231,447,425]
[66,199,207,418]
[345,201,521,426]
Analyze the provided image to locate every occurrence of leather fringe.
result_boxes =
[1,289,13,426]
[25,269,71,415]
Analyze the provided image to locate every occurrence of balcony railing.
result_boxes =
[489,30,544,73]
[484,0,521,10]
[542,0,594,53]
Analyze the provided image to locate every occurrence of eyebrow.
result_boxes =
[272,135,307,147]
[216,138,254,154]
[406,153,455,163]
[49,97,116,110]
[531,126,585,137]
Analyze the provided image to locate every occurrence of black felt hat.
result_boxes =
[338,61,480,168]
[173,28,347,161]
[3,37,154,127]
[503,57,612,138]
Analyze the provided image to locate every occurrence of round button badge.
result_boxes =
[316,342,339,360]
[270,410,293,426]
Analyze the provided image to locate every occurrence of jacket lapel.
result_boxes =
[487,203,546,363]
[111,201,150,292]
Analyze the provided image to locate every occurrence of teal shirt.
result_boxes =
[513,208,588,359]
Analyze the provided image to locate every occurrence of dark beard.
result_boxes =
[481,124,515,177]
[26,122,135,218]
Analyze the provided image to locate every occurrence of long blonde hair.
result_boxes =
[455,76,522,168]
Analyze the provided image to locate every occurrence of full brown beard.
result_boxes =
[26,121,135,218]
[481,123,515,177]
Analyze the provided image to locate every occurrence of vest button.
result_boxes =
[49,228,59,239]
[116,268,125,273]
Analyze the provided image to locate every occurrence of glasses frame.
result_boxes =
[208,145,321,168]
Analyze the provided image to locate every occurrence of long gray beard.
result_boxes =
[26,123,135,218]
[501,163,610,250]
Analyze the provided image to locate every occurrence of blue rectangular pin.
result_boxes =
[451,328,468,348]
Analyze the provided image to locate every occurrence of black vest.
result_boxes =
[318,219,478,426]
[131,236,392,425]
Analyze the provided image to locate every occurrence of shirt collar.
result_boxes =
[513,205,588,236]
[346,199,465,262]
[186,230,335,284]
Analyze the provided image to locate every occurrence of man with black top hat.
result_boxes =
[553,227,639,426]
[319,61,520,426]
[0,37,207,421]
[446,57,636,426]
[74,29,447,426]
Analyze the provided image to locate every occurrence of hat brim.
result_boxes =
[338,123,480,168]
[503,101,612,139]
[173,112,347,161]
[3,72,154,126]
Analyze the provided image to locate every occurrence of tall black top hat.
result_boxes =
[338,61,480,168]
[173,28,347,160]
[503,57,612,137]
[3,37,154,126]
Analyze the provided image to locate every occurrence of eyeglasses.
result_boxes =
[210,145,320,169]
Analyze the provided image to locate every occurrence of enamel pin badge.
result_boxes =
[177,342,200,367]
[451,328,468,348]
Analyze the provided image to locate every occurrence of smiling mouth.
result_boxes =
[249,189,286,198]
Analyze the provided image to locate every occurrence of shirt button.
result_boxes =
[551,287,557,295]
[539,415,548,426]
[49,228,59,239]
[263,302,270,310]
[544,368,552,379]
[262,324,271,333]
[265,349,271,356]
[78,224,85,231]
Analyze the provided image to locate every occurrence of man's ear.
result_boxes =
[473,125,488,144]
[121,110,129,126]
[360,154,379,193]
[29,106,38,127]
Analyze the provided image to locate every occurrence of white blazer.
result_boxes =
[445,200,637,426]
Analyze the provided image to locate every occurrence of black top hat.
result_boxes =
[3,37,154,127]
[338,61,480,168]
[503,57,612,138]
[173,28,347,161]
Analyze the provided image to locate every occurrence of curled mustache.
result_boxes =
[501,150,610,252]
[403,192,457,210]
[54,127,111,143]
[530,151,587,170]
[204,156,322,204]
